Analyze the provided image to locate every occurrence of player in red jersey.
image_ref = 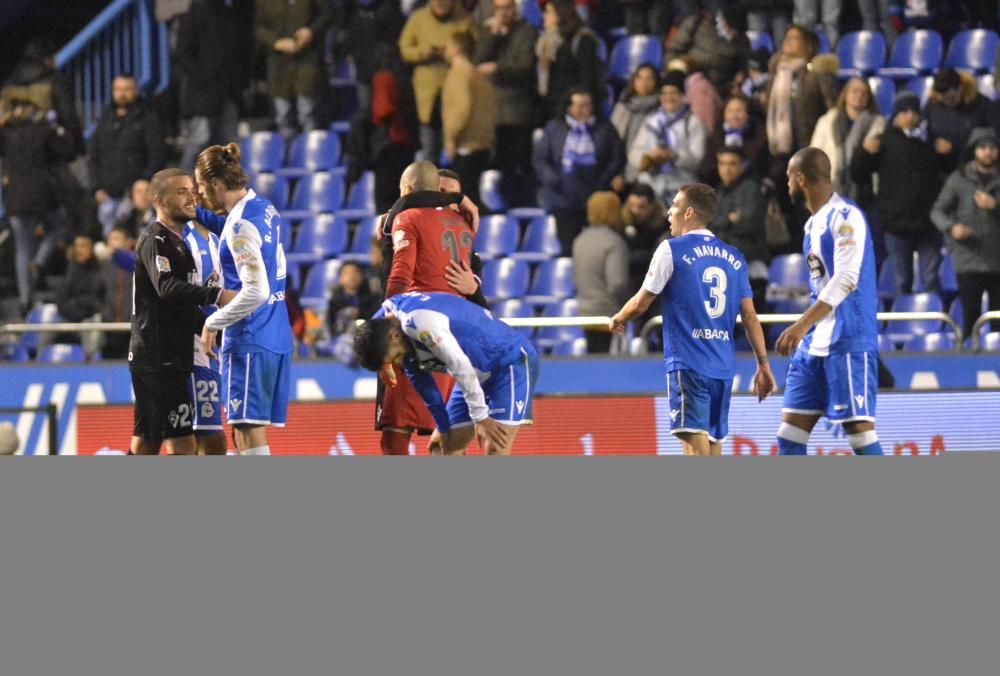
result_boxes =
[375,161,481,454]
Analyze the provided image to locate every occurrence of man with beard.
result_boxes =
[774,148,883,456]
[128,169,235,455]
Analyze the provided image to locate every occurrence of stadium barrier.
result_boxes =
[971,311,1000,350]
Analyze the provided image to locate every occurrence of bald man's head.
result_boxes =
[399,161,440,195]
[789,147,832,185]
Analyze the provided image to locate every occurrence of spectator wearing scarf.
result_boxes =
[627,71,706,203]
[699,95,769,184]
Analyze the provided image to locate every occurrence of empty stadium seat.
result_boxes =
[252,173,290,210]
[38,343,86,363]
[339,216,380,263]
[943,29,999,73]
[816,30,830,54]
[877,334,895,352]
[20,303,63,352]
[474,215,519,259]
[766,254,810,299]
[904,332,956,352]
[905,76,934,106]
[512,215,561,261]
[479,170,506,213]
[480,258,530,302]
[608,35,663,81]
[507,207,547,221]
[949,294,990,341]
[981,332,1000,351]
[977,74,996,100]
[277,130,341,178]
[282,171,345,221]
[551,336,588,356]
[836,30,888,77]
[491,299,534,337]
[534,298,582,351]
[939,253,958,297]
[520,0,542,28]
[524,257,575,306]
[747,30,774,54]
[286,214,348,264]
[878,29,943,79]
[1,342,29,362]
[868,76,895,117]
[886,292,944,342]
[300,259,343,308]
[339,171,375,218]
[239,132,285,174]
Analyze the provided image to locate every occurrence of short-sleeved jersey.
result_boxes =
[375,292,537,428]
[129,221,221,373]
[642,229,752,380]
[204,189,293,355]
[800,193,879,357]
[385,207,474,299]
[184,222,222,369]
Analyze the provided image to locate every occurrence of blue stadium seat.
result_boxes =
[20,303,63,352]
[534,299,582,351]
[886,292,944,342]
[1,342,29,362]
[38,343,86,363]
[608,35,663,81]
[520,0,542,28]
[877,334,895,352]
[950,294,990,340]
[480,258,530,302]
[479,169,506,213]
[878,29,944,79]
[551,336,588,356]
[339,171,375,219]
[474,215,519,259]
[977,74,996,100]
[903,332,955,352]
[286,214,348,264]
[747,30,774,54]
[491,299,534,337]
[836,31,888,77]
[239,132,285,174]
[277,130,341,178]
[877,259,897,301]
[300,259,343,308]
[507,207,546,222]
[982,332,1000,351]
[905,76,934,106]
[340,216,380,263]
[943,29,999,73]
[512,215,561,261]
[282,171,345,221]
[868,76,896,117]
[524,257,575,306]
[939,253,958,297]
[251,173,289,210]
[766,254,810,299]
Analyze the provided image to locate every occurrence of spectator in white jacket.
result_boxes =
[627,70,706,204]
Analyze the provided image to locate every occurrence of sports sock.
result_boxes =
[241,445,271,456]
[776,423,809,455]
[847,431,883,456]
[380,430,411,455]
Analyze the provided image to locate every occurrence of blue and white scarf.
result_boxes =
[900,120,928,142]
[645,105,689,174]
[562,116,597,174]
[723,124,748,148]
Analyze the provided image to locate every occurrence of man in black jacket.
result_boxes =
[851,91,945,296]
[128,168,235,455]
[89,74,165,236]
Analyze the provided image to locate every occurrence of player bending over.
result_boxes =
[355,292,539,455]
[773,148,883,455]
[610,183,775,455]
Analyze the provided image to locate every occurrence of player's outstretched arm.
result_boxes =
[775,300,833,356]
[402,357,452,434]
[143,234,221,306]
[205,220,270,331]
[195,206,227,236]
[609,288,657,334]
[739,298,775,402]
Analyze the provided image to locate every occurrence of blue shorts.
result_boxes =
[782,350,877,423]
[189,359,223,436]
[446,348,539,428]
[223,350,292,427]
[666,369,733,442]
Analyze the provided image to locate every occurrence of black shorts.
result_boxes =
[131,370,195,441]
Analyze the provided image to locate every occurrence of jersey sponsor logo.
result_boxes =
[833,404,848,411]
[155,255,171,273]
[268,291,285,304]
[393,229,410,252]
[201,402,214,419]
[806,251,826,278]
[836,222,856,247]
[418,330,440,347]
[691,328,730,340]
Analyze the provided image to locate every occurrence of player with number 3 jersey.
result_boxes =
[611,183,775,455]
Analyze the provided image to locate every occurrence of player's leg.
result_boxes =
[198,433,228,455]
[233,424,269,454]
[675,432,711,456]
[482,423,521,455]
[667,370,713,455]
[478,350,536,455]
[190,363,226,454]
[777,354,824,455]
[381,427,414,455]
[223,351,277,455]
[705,377,732,456]
[829,351,883,455]
[130,370,163,454]
[440,385,474,454]
[163,435,197,455]
[160,371,197,455]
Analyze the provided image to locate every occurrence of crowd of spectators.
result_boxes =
[2,0,1000,358]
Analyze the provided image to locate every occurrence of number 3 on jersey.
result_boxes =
[702,266,726,318]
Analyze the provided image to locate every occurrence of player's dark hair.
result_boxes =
[195,143,249,190]
[353,318,397,372]
[628,182,656,202]
[150,168,189,199]
[437,168,460,183]
[792,147,832,185]
[678,183,718,223]
[449,31,476,58]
